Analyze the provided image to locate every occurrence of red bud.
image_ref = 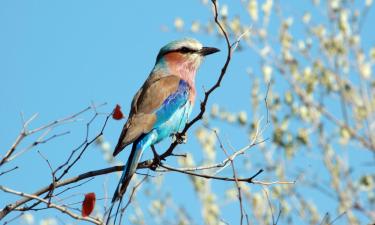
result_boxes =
[112,104,124,120]
[81,192,96,217]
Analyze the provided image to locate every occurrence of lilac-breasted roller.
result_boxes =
[111,38,219,202]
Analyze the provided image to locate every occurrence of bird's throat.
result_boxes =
[164,52,198,89]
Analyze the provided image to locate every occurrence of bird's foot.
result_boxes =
[174,133,187,144]
[150,145,161,171]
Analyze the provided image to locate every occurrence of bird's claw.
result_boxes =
[150,145,161,171]
[150,157,160,171]
[175,133,187,144]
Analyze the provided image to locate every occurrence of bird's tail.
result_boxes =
[111,140,144,203]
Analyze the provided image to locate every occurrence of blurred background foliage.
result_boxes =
[155,0,375,224]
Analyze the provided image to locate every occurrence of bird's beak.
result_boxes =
[199,47,220,56]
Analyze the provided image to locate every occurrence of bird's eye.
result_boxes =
[180,47,192,53]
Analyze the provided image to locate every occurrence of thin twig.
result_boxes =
[37,150,56,203]
[54,178,95,198]
[0,104,105,167]
[119,176,148,222]
[8,131,70,162]
[2,212,24,225]
[264,82,271,124]
[154,139,267,173]
[0,166,18,177]
[160,163,263,183]
[263,187,275,225]
[212,128,246,225]
[0,186,103,225]
[328,211,347,225]
[0,165,122,220]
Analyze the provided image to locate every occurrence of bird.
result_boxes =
[111,38,220,202]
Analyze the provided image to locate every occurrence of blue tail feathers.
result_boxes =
[111,132,157,202]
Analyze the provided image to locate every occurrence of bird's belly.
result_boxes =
[154,103,192,143]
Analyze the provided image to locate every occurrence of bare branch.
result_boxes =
[1,104,106,167]
[0,186,103,225]
[159,163,263,183]
[0,165,122,220]
[154,139,266,173]
[211,128,247,225]
[8,131,70,162]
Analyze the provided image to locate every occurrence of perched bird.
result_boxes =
[111,38,219,202]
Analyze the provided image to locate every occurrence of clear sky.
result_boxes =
[1,0,374,225]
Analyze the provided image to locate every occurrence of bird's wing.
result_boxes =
[113,74,189,156]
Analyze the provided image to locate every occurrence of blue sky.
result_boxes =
[1,0,374,224]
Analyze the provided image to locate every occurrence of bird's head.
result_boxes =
[154,38,220,82]
[156,38,220,64]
